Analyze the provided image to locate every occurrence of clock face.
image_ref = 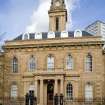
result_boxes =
[55,1,60,7]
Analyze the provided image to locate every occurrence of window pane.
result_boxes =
[12,57,18,73]
[66,55,73,70]
[29,56,36,72]
[47,56,54,70]
[85,55,92,72]
[85,84,93,101]
[11,85,18,98]
[24,34,29,40]
[66,83,73,99]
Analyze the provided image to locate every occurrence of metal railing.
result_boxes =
[0,97,25,105]
[0,97,105,105]
[64,98,105,105]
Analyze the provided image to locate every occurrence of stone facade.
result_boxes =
[2,36,105,105]
[0,0,105,105]
[0,52,4,103]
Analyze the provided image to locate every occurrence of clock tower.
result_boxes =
[48,0,67,32]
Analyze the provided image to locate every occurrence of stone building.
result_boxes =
[1,0,105,105]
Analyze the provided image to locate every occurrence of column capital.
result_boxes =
[60,78,64,80]
[35,78,38,81]
[55,78,58,81]
[40,78,44,81]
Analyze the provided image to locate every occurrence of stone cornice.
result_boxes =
[3,37,104,49]
[48,9,67,14]
[22,71,80,79]
[22,71,66,78]
[3,41,103,50]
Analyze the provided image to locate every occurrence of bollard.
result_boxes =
[29,91,34,105]
[26,91,37,105]
[25,93,29,105]
[60,94,64,105]
[54,94,59,105]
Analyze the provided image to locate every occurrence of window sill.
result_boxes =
[66,69,73,71]
[84,71,93,73]
[9,73,21,75]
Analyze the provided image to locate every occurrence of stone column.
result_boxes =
[60,79,64,94]
[54,79,58,95]
[40,79,43,105]
[24,81,28,96]
[35,80,37,97]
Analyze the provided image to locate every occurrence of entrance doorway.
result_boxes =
[47,80,54,105]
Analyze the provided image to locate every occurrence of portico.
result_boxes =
[34,75,64,105]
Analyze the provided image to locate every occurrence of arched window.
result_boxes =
[12,57,18,73]
[29,55,36,72]
[66,54,73,70]
[66,83,73,99]
[85,54,92,72]
[47,55,54,70]
[56,17,59,31]
[74,29,82,37]
[85,83,93,101]
[11,84,18,98]
[23,33,29,40]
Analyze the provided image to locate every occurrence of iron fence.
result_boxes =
[64,98,105,105]
[0,97,25,105]
[0,97,105,105]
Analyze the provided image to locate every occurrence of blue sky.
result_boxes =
[72,0,105,29]
[0,0,105,42]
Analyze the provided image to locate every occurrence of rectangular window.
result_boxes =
[85,84,93,101]
[11,85,17,98]
[12,57,18,73]
[56,17,59,31]
[66,55,73,70]
[47,57,54,70]
[85,55,92,72]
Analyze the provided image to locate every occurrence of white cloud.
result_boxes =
[26,0,80,33]
[26,0,51,33]
[66,0,80,30]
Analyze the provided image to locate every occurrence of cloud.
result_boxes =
[0,0,80,45]
[66,0,80,30]
[26,0,80,33]
[26,0,51,33]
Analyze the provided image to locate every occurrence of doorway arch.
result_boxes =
[47,81,54,105]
